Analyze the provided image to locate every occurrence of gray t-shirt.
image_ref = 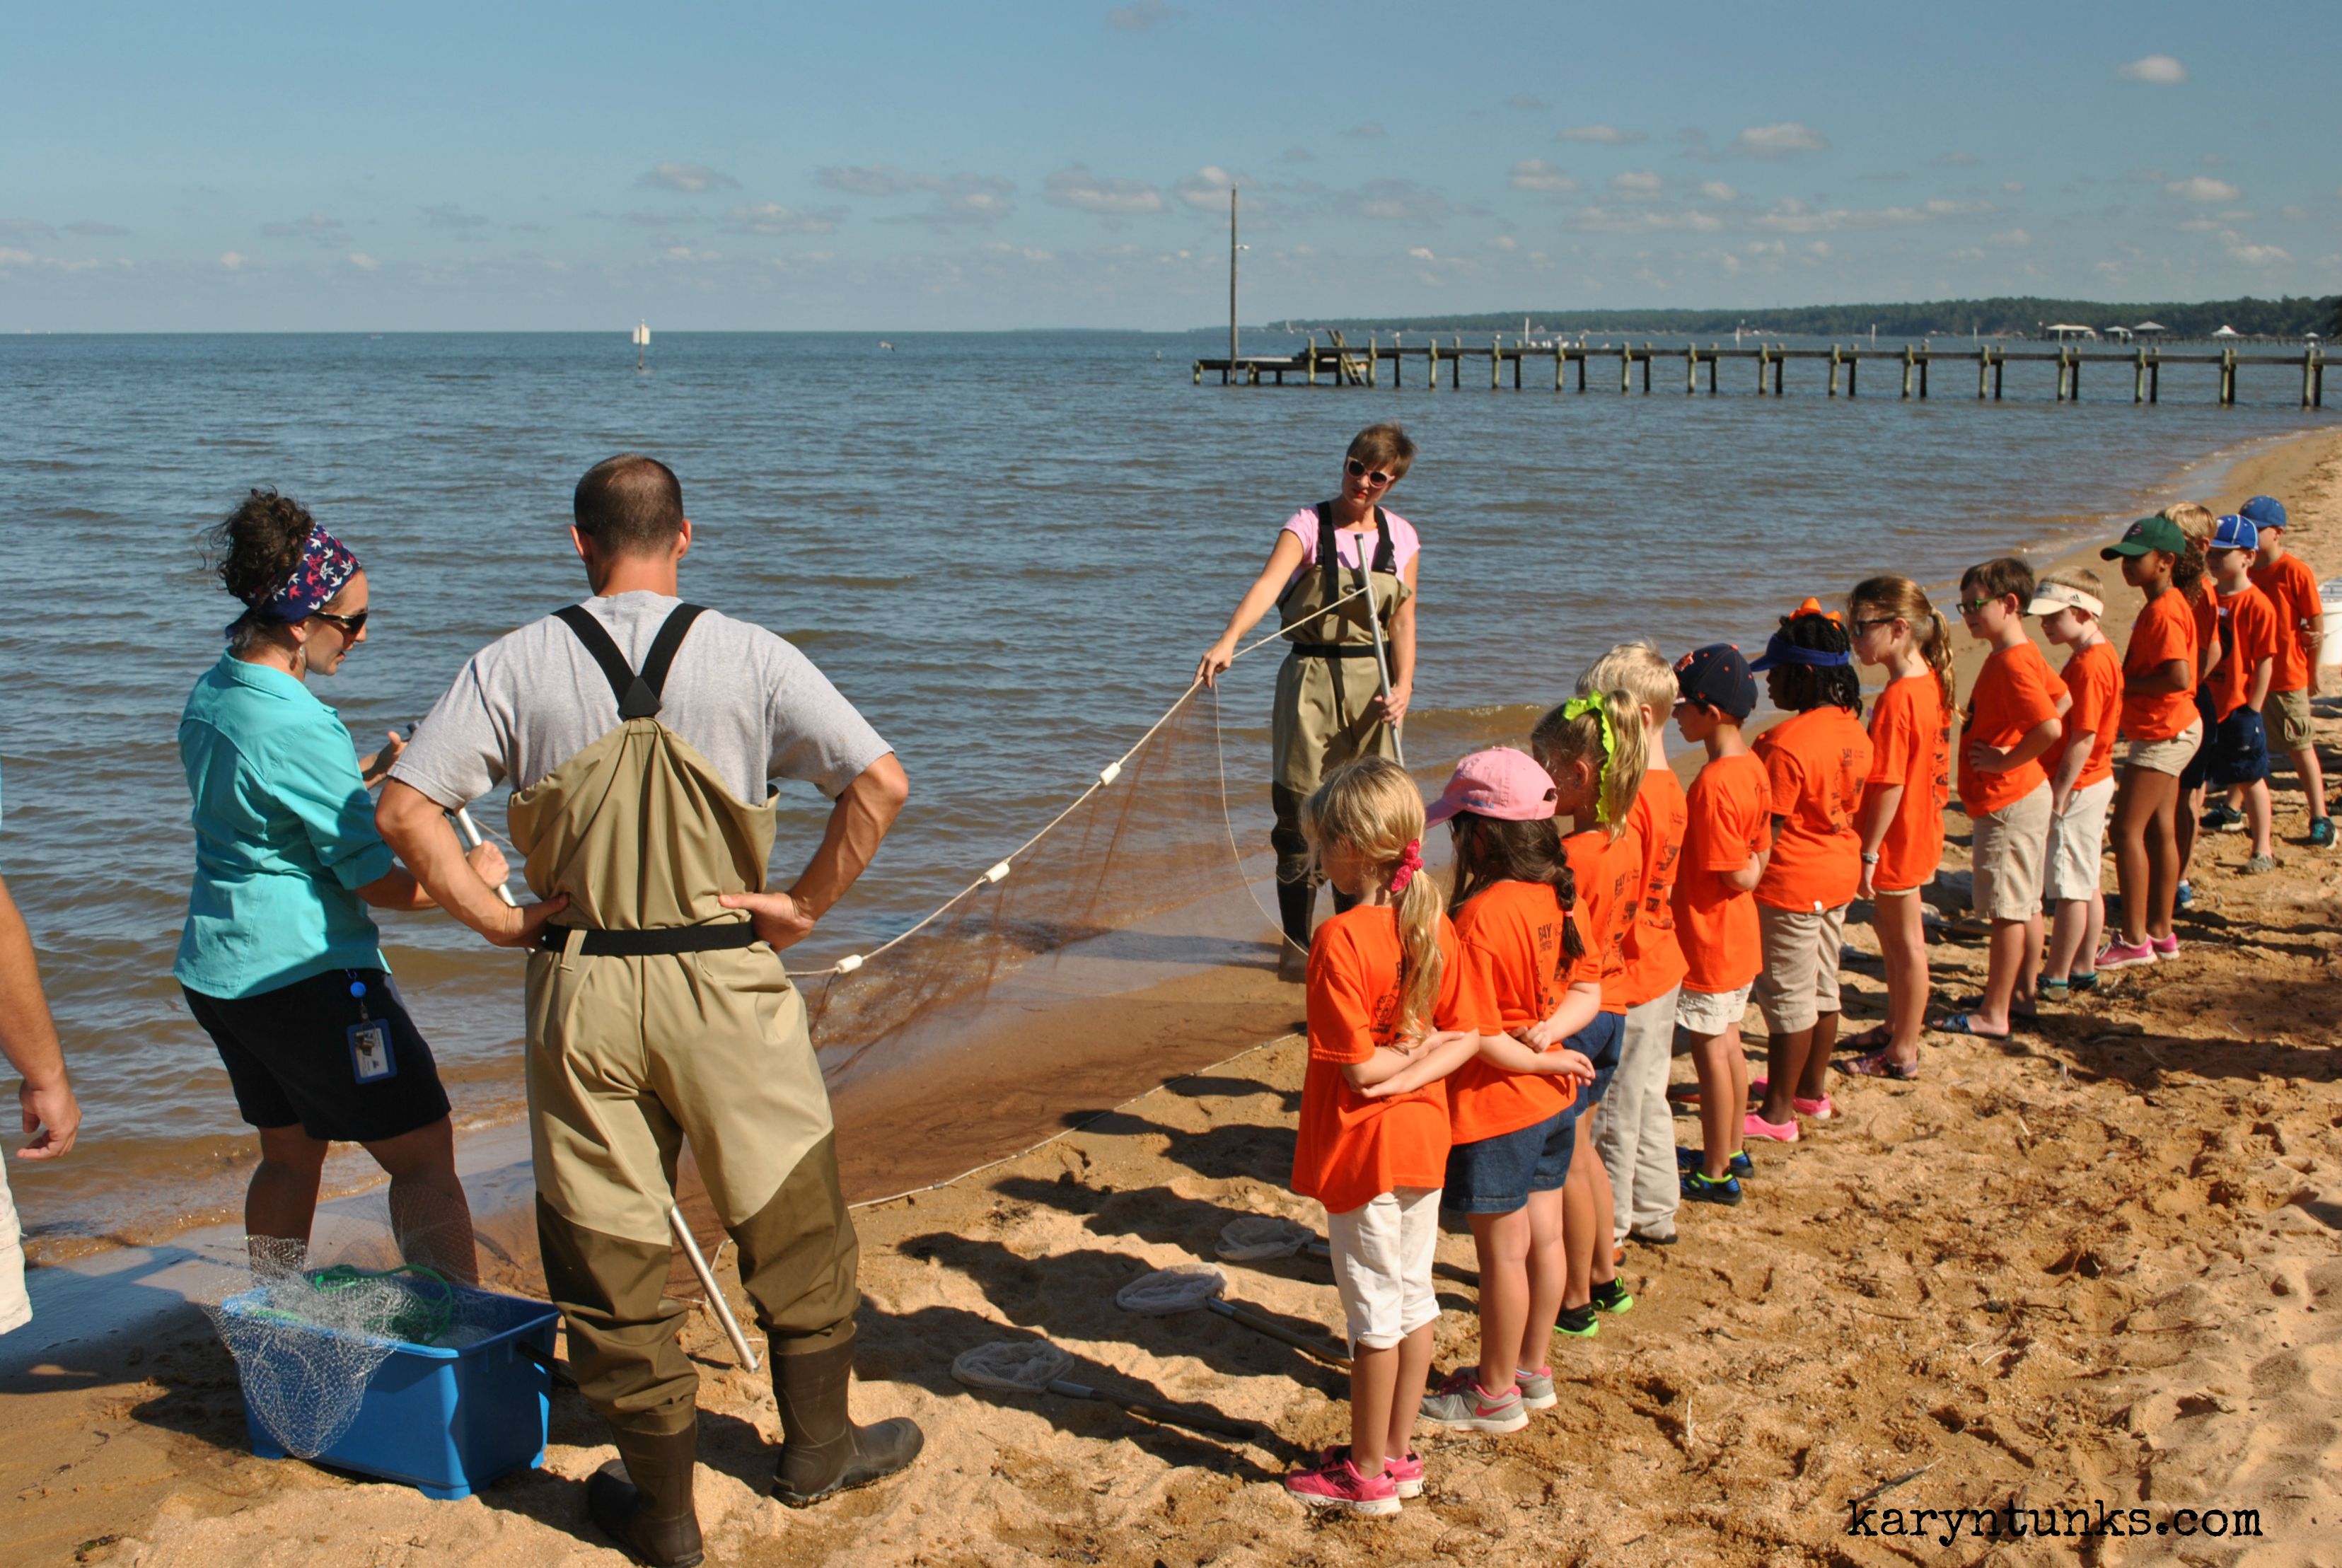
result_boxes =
[390,591,890,809]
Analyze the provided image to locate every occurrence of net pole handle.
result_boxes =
[1207,1298,1352,1368]
[451,807,521,909]
[1355,561,1405,770]
[669,1205,760,1372]
[1048,1377,1260,1439]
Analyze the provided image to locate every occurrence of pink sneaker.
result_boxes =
[1743,1110,1799,1143]
[1317,1446,1422,1499]
[2151,934,2181,958]
[1749,1079,1832,1120]
[2096,940,2158,970]
[1286,1453,1401,1516]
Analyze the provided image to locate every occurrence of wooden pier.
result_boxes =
[1195,335,2329,407]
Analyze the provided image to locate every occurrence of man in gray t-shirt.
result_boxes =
[378,455,917,1564]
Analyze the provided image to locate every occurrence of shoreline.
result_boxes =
[6,422,2339,1565]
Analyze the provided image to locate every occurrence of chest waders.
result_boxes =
[511,605,919,1552]
[1268,504,1410,953]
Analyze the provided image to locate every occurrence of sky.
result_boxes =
[4,0,2338,332]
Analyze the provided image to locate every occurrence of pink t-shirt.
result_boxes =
[1282,508,1420,586]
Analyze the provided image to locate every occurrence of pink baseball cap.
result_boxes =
[1425,748,1559,825]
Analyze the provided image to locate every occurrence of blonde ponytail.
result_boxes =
[1302,756,1444,1038]
[1530,690,1647,841]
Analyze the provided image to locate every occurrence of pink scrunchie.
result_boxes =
[1389,838,1425,895]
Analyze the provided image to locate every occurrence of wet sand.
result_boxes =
[7,426,2341,1566]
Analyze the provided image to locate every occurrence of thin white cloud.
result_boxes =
[724,202,847,235]
[1407,246,1436,262]
[1990,228,2030,248]
[1611,170,1663,197]
[1045,165,1166,215]
[1350,179,1454,223]
[2117,54,2186,85]
[637,163,738,193]
[1507,93,1546,110]
[1509,158,1577,194]
[1732,122,1828,158]
[0,219,54,240]
[815,165,1017,226]
[817,164,919,197]
[1556,124,1643,144]
[2167,175,2239,202]
[1344,122,1386,139]
[1105,0,1178,28]
[1173,165,1239,210]
[422,204,489,230]
[0,247,37,265]
[262,213,346,244]
[2222,233,2289,267]
[1575,205,1724,234]
[1281,146,1314,164]
[65,220,128,237]
[1698,180,1738,202]
[219,251,246,270]
[347,252,378,270]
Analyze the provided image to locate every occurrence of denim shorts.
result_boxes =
[1443,1111,1565,1214]
[2208,705,2271,789]
[1575,1011,1626,1110]
[2179,689,2223,791]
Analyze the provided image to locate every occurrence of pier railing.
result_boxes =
[1195,335,2329,407]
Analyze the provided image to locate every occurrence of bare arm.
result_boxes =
[354,839,507,913]
[1520,980,1604,1049]
[376,782,567,946]
[2048,728,2094,813]
[1350,1029,1482,1097]
[1720,849,1766,893]
[2247,654,2273,713]
[719,753,909,951]
[2123,656,2193,699]
[1196,532,1307,687]
[0,875,78,1159]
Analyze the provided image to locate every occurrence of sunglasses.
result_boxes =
[1954,597,2000,616]
[1343,458,1396,487]
[311,608,369,635]
[1849,615,1898,635]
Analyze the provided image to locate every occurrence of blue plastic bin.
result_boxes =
[223,1283,560,1500]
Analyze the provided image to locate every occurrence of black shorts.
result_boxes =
[184,968,451,1144]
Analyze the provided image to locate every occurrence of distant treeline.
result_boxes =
[1282,296,2341,340]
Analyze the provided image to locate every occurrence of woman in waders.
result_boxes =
[1197,424,1420,980]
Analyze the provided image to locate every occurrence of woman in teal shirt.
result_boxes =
[178,489,503,1279]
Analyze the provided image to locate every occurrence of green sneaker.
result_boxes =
[1589,1279,1635,1316]
[1554,1304,1599,1338]
[1681,1169,1744,1206]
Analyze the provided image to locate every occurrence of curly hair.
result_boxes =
[1769,609,1862,716]
[206,488,317,650]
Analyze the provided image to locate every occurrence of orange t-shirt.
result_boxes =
[2119,591,2199,742]
[2191,583,2220,682]
[1615,770,1689,1006]
[1671,752,1770,994]
[1563,823,1640,1014]
[1293,905,1492,1215]
[1864,675,1949,893]
[1444,882,1582,1145]
[1753,706,1874,913]
[1958,641,2068,814]
[2248,551,2320,692]
[2055,639,2122,789]
[2212,581,2281,721]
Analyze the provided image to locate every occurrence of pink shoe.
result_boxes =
[1319,1445,1422,1499]
[1751,1079,1832,1120]
[1743,1110,1799,1143]
[1286,1453,1401,1516]
[2096,940,2158,970]
[2151,934,2181,958]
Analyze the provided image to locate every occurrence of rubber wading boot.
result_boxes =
[1276,880,1315,981]
[771,1338,924,1506]
[587,1425,704,1568]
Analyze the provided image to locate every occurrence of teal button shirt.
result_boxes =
[174,653,394,999]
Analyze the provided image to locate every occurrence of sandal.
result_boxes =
[2038,977,2069,999]
[1836,1024,1894,1052]
[1932,1011,2011,1040]
[1952,994,2038,1023]
[1840,1050,1919,1081]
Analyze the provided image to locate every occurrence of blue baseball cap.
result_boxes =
[1674,643,1758,721]
[2210,513,2259,552]
[2239,494,2288,532]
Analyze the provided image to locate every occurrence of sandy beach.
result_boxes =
[8,426,2341,1568]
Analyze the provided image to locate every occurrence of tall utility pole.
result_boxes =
[1228,187,1239,367]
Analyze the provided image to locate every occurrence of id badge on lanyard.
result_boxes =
[345,973,398,1085]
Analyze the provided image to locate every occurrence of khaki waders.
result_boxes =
[509,605,859,1441]
[1269,504,1409,948]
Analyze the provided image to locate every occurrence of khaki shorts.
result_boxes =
[1971,779,2053,922]
[2263,687,2312,753]
[1675,982,1753,1038]
[2125,719,2203,779]
[1753,902,1848,1035]
[2044,775,2116,904]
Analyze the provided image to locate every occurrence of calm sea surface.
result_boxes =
[2,330,2331,1252]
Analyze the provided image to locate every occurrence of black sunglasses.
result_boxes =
[311,608,369,635]
[1849,615,1898,635]
[1344,457,1396,487]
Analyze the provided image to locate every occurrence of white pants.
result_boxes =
[0,1154,28,1336]
[1325,1187,1441,1351]
[1596,988,1682,1246]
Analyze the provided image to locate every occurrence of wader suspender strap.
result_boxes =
[552,603,707,719]
[1294,504,1397,661]
[538,603,756,957]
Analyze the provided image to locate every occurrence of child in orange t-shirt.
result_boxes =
[1746,601,1873,1137]
[1666,645,1769,1205]
[2203,514,2280,868]
[1414,749,1599,1436]
[2033,571,2121,997]
[1285,756,1493,1516]
[1843,574,1954,1079]
[1946,557,2067,1040]
[2100,514,2199,968]
[2241,494,2329,844]
[1531,691,1647,1337]
[1579,642,1692,1250]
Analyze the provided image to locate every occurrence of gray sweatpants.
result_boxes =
[1595,987,1682,1245]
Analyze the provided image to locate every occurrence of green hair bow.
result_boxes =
[1560,695,1616,824]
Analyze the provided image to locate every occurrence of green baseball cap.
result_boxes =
[2102,515,2189,559]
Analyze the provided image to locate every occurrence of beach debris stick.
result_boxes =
[951,1341,1260,1441]
[668,1206,760,1373]
[1116,1264,1351,1368]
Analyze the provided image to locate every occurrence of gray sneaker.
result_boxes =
[1513,1366,1557,1411]
[2244,854,2277,874]
[1420,1369,1528,1432]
